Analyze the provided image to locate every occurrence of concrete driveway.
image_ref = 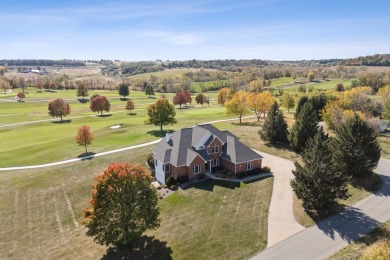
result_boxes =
[254,150,305,247]
[251,158,390,260]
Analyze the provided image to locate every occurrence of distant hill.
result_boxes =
[0,59,85,67]
[338,54,390,66]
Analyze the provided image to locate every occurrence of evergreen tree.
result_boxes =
[295,96,309,116]
[291,129,349,212]
[332,114,381,178]
[258,102,288,144]
[145,85,154,97]
[118,83,130,98]
[289,102,318,153]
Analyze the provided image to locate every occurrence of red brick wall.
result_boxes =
[220,157,236,173]
[170,165,188,179]
[206,137,223,158]
[188,155,206,180]
[235,159,262,173]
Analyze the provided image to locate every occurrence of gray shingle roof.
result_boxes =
[153,124,262,166]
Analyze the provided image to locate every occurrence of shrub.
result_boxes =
[166,176,177,188]
[198,173,206,180]
[261,166,271,173]
[176,176,189,185]
[298,85,306,92]
[146,153,155,169]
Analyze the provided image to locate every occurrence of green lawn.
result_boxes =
[271,77,293,86]
[283,79,352,94]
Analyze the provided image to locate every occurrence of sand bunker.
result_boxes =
[110,124,124,129]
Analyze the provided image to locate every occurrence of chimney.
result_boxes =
[165,133,172,142]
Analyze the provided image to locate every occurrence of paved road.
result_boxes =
[251,158,390,260]
[255,151,304,247]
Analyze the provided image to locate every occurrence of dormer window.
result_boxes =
[212,145,219,153]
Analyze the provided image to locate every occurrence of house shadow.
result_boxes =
[120,97,129,101]
[187,179,241,192]
[242,174,273,184]
[147,130,174,137]
[316,207,380,243]
[77,152,96,160]
[77,98,89,103]
[51,119,72,124]
[101,236,172,260]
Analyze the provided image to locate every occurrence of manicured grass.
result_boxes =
[148,178,273,260]
[126,68,218,80]
[328,219,390,260]
[191,80,228,92]
[0,89,227,167]
[0,133,273,259]
[271,77,293,86]
[283,79,352,94]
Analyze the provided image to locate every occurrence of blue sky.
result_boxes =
[1,0,389,61]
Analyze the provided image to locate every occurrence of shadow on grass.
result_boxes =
[243,174,273,184]
[77,152,96,160]
[231,121,262,127]
[147,130,174,137]
[77,98,89,103]
[184,179,241,192]
[97,114,112,117]
[51,119,72,124]
[350,174,383,194]
[101,236,172,260]
[127,112,137,116]
[148,96,157,99]
[120,97,129,101]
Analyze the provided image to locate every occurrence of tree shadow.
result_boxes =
[231,121,262,127]
[101,236,172,260]
[350,174,382,193]
[120,97,129,101]
[97,114,112,117]
[148,96,157,99]
[77,98,89,103]
[147,130,174,137]
[51,119,72,124]
[127,112,137,116]
[77,152,96,160]
[374,174,390,197]
[316,207,380,243]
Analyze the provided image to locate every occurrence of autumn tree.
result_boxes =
[307,71,315,82]
[249,79,263,93]
[289,102,318,153]
[48,99,71,122]
[332,114,381,178]
[125,99,135,114]
[248,92,275,121]
[1,77,10,94]
[145,85,154,98]
[258,102,289,144]
[76,81,89,101]
[291,129,349,212]
[90,95,111,115]
[83,163,160,248]
[118,82,130,99]
[146,98,177,132]
[173,91,192,108]
[281,93,295,112]
[76,125,93,154]
[17,77,26,93]
[335,83,345,92]
[195,93,207,106]
[225,91,250,125]
[17,92,25,102]
[217,87,232,106]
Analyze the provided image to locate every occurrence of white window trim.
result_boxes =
[193,165,201,174]
[211,158,219,167]
[246,161,253,171]
[212,145,219,153]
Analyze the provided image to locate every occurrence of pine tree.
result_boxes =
[289,102,318,153]
[332,114,381,178]
[258,102,288,144]
[291,129,349,212]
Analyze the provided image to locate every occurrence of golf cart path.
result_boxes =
[251,158,390,260]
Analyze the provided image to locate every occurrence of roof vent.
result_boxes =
[165,133,172,142]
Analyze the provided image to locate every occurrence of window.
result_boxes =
[193,165,201,174]
[155,160,158,167]
[211,158,219,167]
[212,145,219,153]
[164,164,170,172]
[246,162,253,171]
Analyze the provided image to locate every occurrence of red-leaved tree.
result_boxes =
[75,125,93,154]
[48,98,71,121]
[17,92,25,102]
[125,99,135,114]
[173,91,192,108]
[90,95,111,115]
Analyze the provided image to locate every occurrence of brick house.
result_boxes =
[152,124,263,184]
